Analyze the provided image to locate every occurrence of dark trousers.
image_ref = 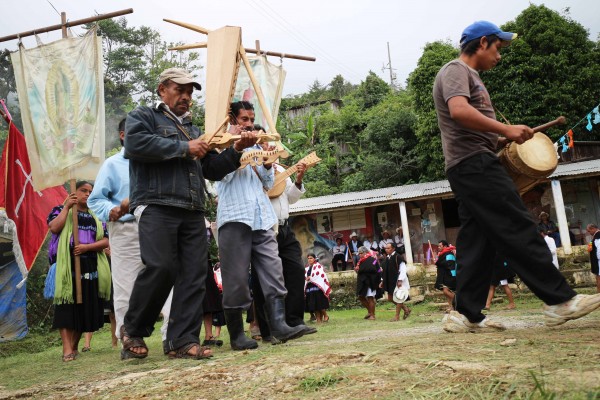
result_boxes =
[447,153,575,323]
[253,223,307,335]
[332,254,346,271]
[219,223,286,310]
[124,205,207,351]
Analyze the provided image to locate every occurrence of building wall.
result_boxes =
[289,176,600,267]
[290,199,449,268]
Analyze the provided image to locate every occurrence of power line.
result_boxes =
[45,0,61,16]
[246,0,364,84]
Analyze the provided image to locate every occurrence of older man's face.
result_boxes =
[159,81,194,116]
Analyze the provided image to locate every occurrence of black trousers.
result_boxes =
[332,254,346,271]
[124,205,207,351]
[447,153,575,323]
[253,223,307,335]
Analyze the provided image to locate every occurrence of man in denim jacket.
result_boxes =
[120,68,257,360]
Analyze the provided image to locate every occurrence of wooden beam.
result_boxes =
[163,18,315,62]
[244,48,315,62]
[0,8,134,43]
[168,42,207,51]
[163,19,210,35]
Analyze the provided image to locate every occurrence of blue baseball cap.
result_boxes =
[460,21,517,47]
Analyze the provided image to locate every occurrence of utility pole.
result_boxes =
[381,41,396,89]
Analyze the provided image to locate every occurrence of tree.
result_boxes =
[91,17,202,151]
[407,41,458,181]
[484,5,600,141]
[328,74,354,99]
[342,91,419,192]
[351,71,391,110]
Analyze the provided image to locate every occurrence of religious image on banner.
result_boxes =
[10,27,105,191]
[233,55,286,129]
[0,117,68,279]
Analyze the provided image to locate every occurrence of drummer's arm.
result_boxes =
[448,96,534,144]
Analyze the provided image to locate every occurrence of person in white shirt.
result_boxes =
[539,229,559,269]
[250,133,317,341]
[217,101,305,350]
[394,227,404,247]
[348,232,363,265]
[379,230,394,252]
[330,237,347,272]
[364,234,379,254]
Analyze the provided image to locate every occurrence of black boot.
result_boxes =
[224,309,258,350]
[264,297,305,343]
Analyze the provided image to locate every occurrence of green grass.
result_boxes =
[1,292,599,399]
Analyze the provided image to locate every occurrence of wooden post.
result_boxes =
[70,178,83,304]
[61,13,83,305]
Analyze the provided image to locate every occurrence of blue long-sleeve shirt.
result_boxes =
[216,148,276,231]
[88,148,134,222]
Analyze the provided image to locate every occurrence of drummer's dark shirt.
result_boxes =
[433,59,498,171]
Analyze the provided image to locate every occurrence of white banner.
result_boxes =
[233,55,286,130]
[11,29,105,190]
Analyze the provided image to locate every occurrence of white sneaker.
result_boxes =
[443,310,506,333]
[543,294,600,327]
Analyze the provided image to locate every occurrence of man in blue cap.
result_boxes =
[433,21,600,332]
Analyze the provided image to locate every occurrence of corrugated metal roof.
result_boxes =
[549,158,600,178]
[290,180,452,214]
[290,158,600,215]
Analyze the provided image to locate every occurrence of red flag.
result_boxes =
[0,118,68,273]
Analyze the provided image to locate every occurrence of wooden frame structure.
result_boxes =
[164,19,314,157]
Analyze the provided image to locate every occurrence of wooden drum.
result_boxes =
[498,132,558,195]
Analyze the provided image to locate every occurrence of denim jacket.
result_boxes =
[124,104,242,212]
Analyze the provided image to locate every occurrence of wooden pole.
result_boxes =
[0,8,134,43]
[239,46,277,134]
[70,178,83,304]
[58,13,84,305]
[163,19,315,62]
[239,46,289,158]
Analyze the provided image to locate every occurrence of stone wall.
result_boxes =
[327,245,597,308]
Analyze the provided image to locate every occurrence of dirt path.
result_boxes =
[2,308,599,399]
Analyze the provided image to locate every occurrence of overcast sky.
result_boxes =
[1,0,598,97]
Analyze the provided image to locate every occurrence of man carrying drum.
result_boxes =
[432,20,600,332]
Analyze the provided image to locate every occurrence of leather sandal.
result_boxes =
[168,343,213,360]
[62,353,76,362]
[120,326,148,360]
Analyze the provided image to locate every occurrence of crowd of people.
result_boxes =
[45,18,600,362]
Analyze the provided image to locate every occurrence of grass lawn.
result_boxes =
[1,291,599,399]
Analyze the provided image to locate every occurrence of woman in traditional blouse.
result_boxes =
[47,181,110,362]
[304,253,331,323]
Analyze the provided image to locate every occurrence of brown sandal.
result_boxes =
[120,326,148,360]
[62,353,76,362]
[168,342,213,360]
